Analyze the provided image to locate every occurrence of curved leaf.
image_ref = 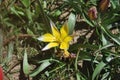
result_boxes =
[29,60,51,77]
[92,56,113,80]
[101,25,120,45]
[68,13,76,34]
[23,50,30,75]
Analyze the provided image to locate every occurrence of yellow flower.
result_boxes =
[63,50,70,58]
[38,21,73,57]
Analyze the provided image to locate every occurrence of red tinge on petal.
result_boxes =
[88,6,98,20]
[0,66,3,80]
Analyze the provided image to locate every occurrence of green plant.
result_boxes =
[0,0,120,80]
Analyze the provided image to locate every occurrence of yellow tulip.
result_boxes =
[38,21,73,57]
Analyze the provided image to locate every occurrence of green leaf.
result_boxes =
[27,28,34,35]
[23,50,30,75]
[38,0,50,32]
[92,61,106,80]
[0,0,2,3]
[101,25,120,45]
[21,0,30,8]
[68,13,76,34]
[7,42,14,63]
[10,7,22,18]
[111,0,120,9]
[111,0,116,9]
[102,13,120,26]
[52,10,61,17]
[29,60,52,77]
[25,9,33,22]
[10,7,24,21]
[37,58,60,64]
[92,56,113,80]
[82,13,94,27]
[93,43,114,55]
[101,33,108,46]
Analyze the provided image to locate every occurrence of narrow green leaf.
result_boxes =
[82,13,94,27]
[38,0,50,32]
[21,0,30,8]
[111,0,117,9]
[76,72,81,80]
[101,33,108,46]
[92,56,113,80]
[7,42,14,63]
[68,13,76,34]
[102,14,120,26]
[23,50,30,75]
[101,72,110,80]
[92,61,106,80]
[10,7,24,20]
[10,7,21,18]
[0,0,2,3]
[52,10,61,17]
[101,25,120,45]
[29,60,51,77]
[25,9,32,22]
[94,43,114,55]
[37,58,60,64]
[111,0,120,9]
[37,59,51,64]
[27,28,34,35]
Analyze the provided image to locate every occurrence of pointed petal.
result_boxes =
[63,50,70,58]
[64,36,72,43]
[60,42,69,49]
[38,33,56,42]
[60,22,69,39]
[42,42,59,51]
[50,21,60,39]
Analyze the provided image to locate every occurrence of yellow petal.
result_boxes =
[63,50,70,58]
[60,42,69,49]
[42,42,59,51]
[63,36,72,43]
[50,21,60,39]
[38,33,56,42]
[60,22,68,39]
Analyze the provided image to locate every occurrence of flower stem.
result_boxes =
[75,48,81,80]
